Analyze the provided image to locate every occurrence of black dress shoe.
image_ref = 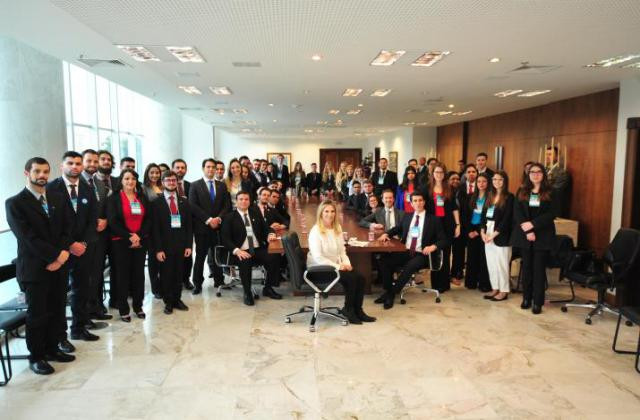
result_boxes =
[466,284,477,290]
[91,312,113,321]
[30,360,54,375]
[58,339,76,353]
[383,294,395,310]
[532,305,542,315]
[192,286,202,295]
[183,281,195,290]
[262,286,283,300]
[85,320,98,330]
[121,315,131,323]
[135,311,146,319]
[45,351,76,363]
[491,294,509,302]
[244,294,255,306]
[374,293,388,304]
[175,300,189,311]
[163,305,173,314]
[521,300,532,310]
[70,329,100,341]
[153,293,163,300]
[356,308,376,322]
[341,307,362,324]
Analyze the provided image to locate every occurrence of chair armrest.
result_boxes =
[306,265,337,273]
[303,266,341,293]
[214,245,232,267]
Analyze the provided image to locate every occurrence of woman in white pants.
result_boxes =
[481,171,514,301]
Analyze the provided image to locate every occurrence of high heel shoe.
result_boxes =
[491,294,509,302]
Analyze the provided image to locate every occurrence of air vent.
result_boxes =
[77,57,129,68]
[232,62,261,67]
[509,62,561,75]
[178,107,204,111]
[424,97,444,103]
[176,72,201,78]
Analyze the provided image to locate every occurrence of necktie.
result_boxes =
[468,183,473,194]
[386,209,393,229]
[69,184,78,212]
[244,212,255,252]
[177,181,185,197]
[409,215,420,256]
[208,180,216,203]
[169,195,178,215]
[39,195,49,216]
[88,177,99,200]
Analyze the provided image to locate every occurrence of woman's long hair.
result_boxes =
[322,162,335,183]
[143,163,161,188]
[400,166,417,190]
[429,163,452,200]
[486,170,510,208]
[517,162,552,201]
[469,173,492,211]
[315,200,342,234]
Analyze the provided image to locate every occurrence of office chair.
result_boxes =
[398,250,444,305]
[281,232,348,332]
[213,246,264,300]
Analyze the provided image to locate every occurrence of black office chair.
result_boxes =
[281,232,348,332]
[0,262,29,386]
[398,250,444,305]
[612,306,640,374]
[561,229,640,325]
[548,235,576,303]
[213,246,262,299]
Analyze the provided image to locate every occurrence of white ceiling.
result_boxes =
[2,0,640,139]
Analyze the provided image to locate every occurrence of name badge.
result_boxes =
[42,203,49,215]
[473,203,483,214]
[130,201,142,215]
[378,176,384,185]
[170,214,181,228]
[246,226,254,236]
[295,176,301,183]
[71,198,78,212]
[410,226,420,238]
[486,206,495,218]
[436,195,445,207]
[529,194,541,208]
[406,193,411,202]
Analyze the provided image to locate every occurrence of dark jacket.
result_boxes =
[221,207,272,252]
[359,206,404,230]
[305,172,322,193]
[274,164,290,190]
[188,179,231,235]
[481,193,514,247]
[371,170,399,196]
[46,177,98,244]
[386,212,450,251]
[152,194,193,254]
[511,191,557,250]
[256,203,289,228]
[424,189,459,238]
[106,191,152,242]
[346,193,367,213]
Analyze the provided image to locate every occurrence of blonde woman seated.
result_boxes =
[307,200,376,324]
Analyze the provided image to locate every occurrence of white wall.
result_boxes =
[412,127,438,160]
[365,127,414,174]
[182,115,214,180]
[139,101,182,171]
[611,76,640,238]
[0,37,67,231]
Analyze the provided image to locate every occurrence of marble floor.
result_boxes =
[1,275,639,420]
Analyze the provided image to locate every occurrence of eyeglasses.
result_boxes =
[163,179,178,183]
[529,170,543,175]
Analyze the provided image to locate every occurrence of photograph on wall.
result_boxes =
[267,152,292,168]
[388,151,398,173]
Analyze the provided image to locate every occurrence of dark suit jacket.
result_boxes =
[274,164,290,190]
[188,179,231,235]
[47,177,98,244]
[221,207,272,252]
[179,180,191,199]
[305,172,322,192]
[387,212,450,251]
[424,189,459,237]
[5,188,74,283]
[346,193,367,213]
[152,194,193,254]
[371,170,399,195]
[359,206,404,230]
[85,174,109,219]
[511,191,557,250]
[256,203,289,228]
[106,191,152,242]
[481,193,514,247]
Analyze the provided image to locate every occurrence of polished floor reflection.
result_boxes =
[1,275,639,419]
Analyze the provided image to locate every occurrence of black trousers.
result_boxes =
[159,251,185,306]
[21,271,67,361]
[183,253,193,285]
[431,245,452,292]
[112,240,147,316]
[66,253,91,334]
[451,235,466,279]
[86,233,108,315]
[193,230,223,287]
[147,248,161,295]
[311,270,365,309]
[106,240,118,306]
[465,234,491,290]
[520,247,549,306]
[379,251,430,294]
[231,247,280,294]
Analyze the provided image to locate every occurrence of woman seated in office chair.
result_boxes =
[307,200,376,324]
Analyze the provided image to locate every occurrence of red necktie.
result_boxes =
[409,215,420,256]
[177,182,185,197]
[467,183,473,194]
[169,195,178,215]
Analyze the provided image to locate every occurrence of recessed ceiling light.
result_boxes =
[370,50,406,66]
[377,129,385,133]
[209,86,233,95]
[623,62,640,69]
[268,103,275,107]
[311,54,322,61]
[304,129,314,133]
[346,109,361,115]
[342,88,363,97]
[166,46,205,63]
[233,108,248,114]
[116,45,160,62]
[403,122,416,126]
[489,57,501,63]
[411,51,451,67]
[272,119,277,123]
[178,85,202,95]
[437,111,452,116]
[585,54,640,68]
[317,120,328,125]
[370,89,392,97]
[241,128,251,133]
[517,90,551,97]
[357,103,364,107]
[328,109,340,115]
[211,108,226,115]
[494,89,523,98]
[303,89,311,95]
[416,122,429,126]
[448,104,455,108]
[452,111,473,116]
[245,120,256,125]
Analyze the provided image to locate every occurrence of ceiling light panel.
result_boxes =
[328,109,340,115]
[370,50,406,66]
[437,111,452,115]
[346,109,361,115]
[517,90,551,97]
[585,54,640,68]
[494,89,523,98]
[209,86,233,95]
[166,46,205,63]
[178,85,202,95]
[452,111,473,116]
[411,51,451,67]
[233,108,248,114]
[370,89,392,97]
[622,62,640,68]
[342,88,363,97]
[116,45,160,62]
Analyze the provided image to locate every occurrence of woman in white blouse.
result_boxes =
[307,200,376,324]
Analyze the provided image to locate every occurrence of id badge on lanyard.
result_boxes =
[486,205,495,218]
[436,195,445,207]
[473,203,483,214]
[170,214,181,228]
[71,198,78,212]
[410,225,420,238]
[246,226,254,239]
[130,201,142,215]
[529,194,541,208]
[378,174,384,185]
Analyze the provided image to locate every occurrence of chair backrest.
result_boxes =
[606,228,640,284]
[0,263,16,285]
[548,235,574,270]
[281,233,306,290]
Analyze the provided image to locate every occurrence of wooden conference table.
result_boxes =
[268,196,406,294]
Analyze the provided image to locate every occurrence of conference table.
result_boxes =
[268,196,406,294]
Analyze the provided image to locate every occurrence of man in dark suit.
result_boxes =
[110,156,136,192]
[6,157,76,375]
[377,191,449,309]
[188,158,231,294]
[359,189,404,230]
[346,181,367,213]
[268,189,290,224]
[80,149,112,321]
[153,171,193,314]
[274,154,290,191]
[172,158,195,291]
[371,157,398,197]
[305,163,321,197]
[251,159,267,188]
[47,151,100,343]
[256,187,289,230]
[221,191,282,305]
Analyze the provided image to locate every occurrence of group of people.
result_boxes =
[6,148,564,376]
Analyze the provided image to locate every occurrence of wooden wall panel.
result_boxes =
[436,123,464,171]
[438,89,619,254]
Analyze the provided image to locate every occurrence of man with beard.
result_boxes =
[81,149,112,321]
[6,157,75,375]
[255,187,288,230]
[112,157,136,191]
[47,151,99,344]
[171,159,194,290]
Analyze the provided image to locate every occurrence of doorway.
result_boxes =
[319,148,362,172]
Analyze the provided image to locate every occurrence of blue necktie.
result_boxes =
[208,180,216,203]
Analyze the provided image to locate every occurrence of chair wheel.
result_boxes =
[216,292,221,297]
[284,317,291,323]
[561,306,568,312]
[341,320,348,326]
[436,297,441,303]
[309,326,316,332]
[400,299,406,304]
[625,320,633,327]
[585,318,592,325]
[254,294,260,299]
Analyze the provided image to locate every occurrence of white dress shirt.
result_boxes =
[405,210,426,252]
[163,190,178,210]
[235,209,257,253]
[307,225,350,270]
